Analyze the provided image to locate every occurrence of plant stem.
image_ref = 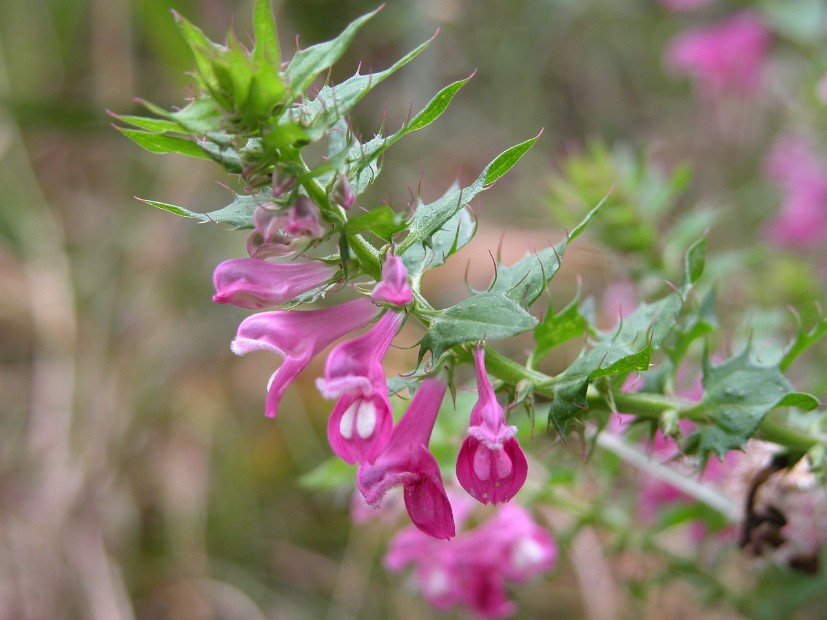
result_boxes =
[482,345,824,459]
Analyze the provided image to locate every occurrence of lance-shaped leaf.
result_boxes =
[344,206,407,241]
[530,297,591,367]
[401,205,476,276]
[488,196,606,306]
[284,8,381,98]
[173,11,226,105]
[115,128,212,160]
[419,291,539,363]
[294,36,434,140]
[137,98,225,138]
[137,192,271,229]
[397,133,541,254]
[684,349,821,461]
[547,239,706,437]
[347,73,474,184]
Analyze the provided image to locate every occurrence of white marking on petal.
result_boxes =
[473,445,492,481]
[512,537,545,572]
[356,399,378,439]
[422,567,451,598]
[339,400,359,440]
[494,449,513,479]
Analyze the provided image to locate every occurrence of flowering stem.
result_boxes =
[289,151,382,279]
[481,346,824,459]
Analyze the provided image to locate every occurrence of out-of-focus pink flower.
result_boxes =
[246,199,324,258]
[318,310,404,463]
[230,297,379,418]
[456,346,528,505]
[763,136,827,249]
[212,258,338,309]
[658,0,714,12]
[357,378,455,539]
[666,12,771,98]
[385,501,556,619]
[331,172,355,210]
[372,253,414,307]
[284,196,324,238]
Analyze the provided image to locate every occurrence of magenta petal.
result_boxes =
[263,352,311,418]
[213,258,337,309]
[231,298,378,418]
[456,436,527,505]
[404,458,456,540]
[317,310,404,398]
[327,392,394,464]
[372,253,414,307]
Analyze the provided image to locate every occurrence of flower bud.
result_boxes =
[331,173,355,210]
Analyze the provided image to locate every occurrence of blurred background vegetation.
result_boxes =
[2,0,826,618]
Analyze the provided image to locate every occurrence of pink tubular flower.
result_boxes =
[666,12,771,98]
[317,310,404,463]
[212,257,337,310]
[456,346,528,505]
[230,297,379,418]
[763,136,827,249]
[357,378,455,539]
[385,501,556,618]
[371,253,414,307]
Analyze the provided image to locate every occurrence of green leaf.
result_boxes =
[489,196,605,305]
[668,288,716,365]
[484,132,542,185]
[296,36,434,140]
[138,97,225,137]
[531,299,589,365]
[252,0,281,68]
[346,74,474,188]
[172,11,224,100]
[247,0,287,123]
[344,206,406,241]
[398,135,540,254]
[401,204,476,275]
[419,291,539,363]
[546,241,704,437]
[684,349,821,460]
[284,8,381,97]
[780,312,827,372]
[109,113,186,134]
[137,191,270,228]
[115,128,211,160]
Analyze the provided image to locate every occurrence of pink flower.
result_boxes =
[658,0,714,11]
[357,378,455,539]
[246,199,324,258]
[371,253,414,307]
[284,196,324,238]
[456,346,528,505]
[385,501,556,618]
[317,310,404,463]
[763,136,827,249]
[666,12,771,98]
[330,172,355,210]
[230,297,379,418]
[212,257,337,309]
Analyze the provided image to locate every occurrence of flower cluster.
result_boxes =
[214,205,529,540]
[666,11,771,98]
[386,498,556,619]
